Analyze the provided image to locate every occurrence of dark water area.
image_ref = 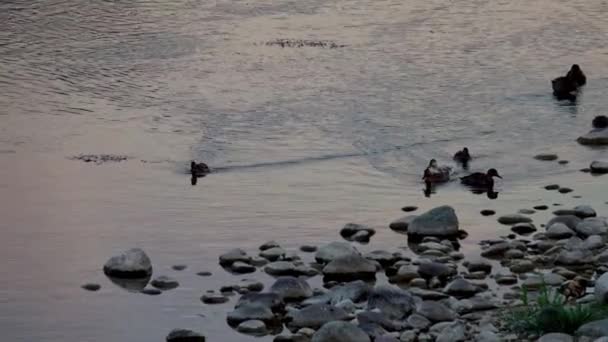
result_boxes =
[1,0,608,341]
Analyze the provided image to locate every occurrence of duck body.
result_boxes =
[191,161,210,177]
[460,169,501,188]
[423,160,452,183]
[552,64,586,99]
[453,148,471,164]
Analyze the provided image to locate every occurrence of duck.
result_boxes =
[560,276,588,302]
[453,147,471,165]
[423,159,451,184]
[552,64,586,99]
[592,115,608,129]
[460,168,502,188]
[191,161,210,177]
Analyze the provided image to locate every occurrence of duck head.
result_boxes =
[463,147,469,155]
[487,168,502,179]
[429,159,438,168]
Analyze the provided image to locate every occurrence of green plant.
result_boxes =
[503,284,608,335]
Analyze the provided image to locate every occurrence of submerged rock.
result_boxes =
[497,214,532,225]
[577,128,608,146]
[595,273,608,305]
[303,280,370,306]
[367,285,416,320]
[151,276,179,290]
[340,223,376,242]
[590,161,608,174]
[416,301,457,322]
[166,329,206,342]
[81,283,101,291]
[322,254,377,281]
[311,321,370,342]
[407,206,459,238]
[219,249,251,267]
[269,276,313,301]
[103,248,153,278]
[315,242,359,264]
[237,320,267,335]
[534,154,558,161]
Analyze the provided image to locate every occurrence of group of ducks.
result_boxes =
[422,148,502,193]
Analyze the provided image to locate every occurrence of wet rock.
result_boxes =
[172,264,187,271]
[260,241,281,251]
[103,248,153,278]
[416,301,457,322]
[480,210,496,216]
[595,273,608,305]
[577,128,608,146]
[358,322,388,340]
[264,261,317,277]
[219,249,251,267]
[300,245,317,253]
[465,260,492,274]
[270,276,313,301]
[575,218,608,237]
[444,278,479,298]
[389,265,419,283]
[341,223,376,242]
[558,160,569,165]
[376,336,400,342]
[402,206,418,212]
[522,275,544,290]
[436,321,466,342]
[227,303,276,326]
[590,161,608,174]
[259,247,287,261]
[311,321,370,342]
[497,214,532,225]
[196,271,211,277]
[511,223,537,235]
[141,288,162,295]
[166,329,206,342]
[583,235,604,249]
[335,299,356,313]
[357,311,405,331]
[559,187,573,194]
[535,154,558,161]
[201,293,229,304]
[232,261,256,274]
[407,313,431,330]
[81,283,101,291]
[250,257,269,267]
[315,242,359,264]
[365,250,400,267]
[481,242,510,258]
[547,215,582,230]
[475,331,500,342]
[303,280,370,306]
[418,261,454,281]
[151,276,179,290]
[574,205,597,218]
[510,260,535,273]
[407,206,459,238]
[546,223,576,239]
[389,215,417,233]
[505,249,525,259]
[534,205,549,210]
[367,285,416,320]
[234,279,264,293]
[495,273,518,285]
[542,273,566,286]
[322,254,377,281]
[286,304,350,331]
[575,318,608,338]
[237,293,284,313]
[538,333,573,342]
[399,330,417,342]
[519,209,536,214]
[237,320,267,335]
[545,184,560,190]
[556,249,593,266]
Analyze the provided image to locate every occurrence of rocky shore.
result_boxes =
[94,191,608,342]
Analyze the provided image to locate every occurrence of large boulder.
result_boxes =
[322,254,377,281]
[315,242,359,264]
[577,128,608,146]
[269,276,313,301]
[285,304,350,331]
[595,272,608,305]
[166,329,206,342]
[103,248,152,278]
[367,285,416,320]
[311,321,371,342]
[407,206,459,238]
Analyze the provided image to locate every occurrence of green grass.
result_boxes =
[503,284,608,335]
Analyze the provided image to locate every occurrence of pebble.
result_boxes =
[534,154,558,161]
[201,293,229,304]
[518,209,536,215]
[558,187,573,194]
[172,264,187,271]
[558,160,569,165]
[237,320,267,335]
[232,262,256,274]
[544,184,560,190]
[141,288,162,295]
[81,283,101,291]
[480,210,496,216]
[151,276,180,290]
[197,271,212,277]
[533,205,549,210]
[300,245,317,252]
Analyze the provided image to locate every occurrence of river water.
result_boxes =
[1,0,608,341]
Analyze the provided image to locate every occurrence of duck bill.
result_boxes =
[496,174,503,179]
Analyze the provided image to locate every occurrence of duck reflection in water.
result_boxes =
[190,160,210,186]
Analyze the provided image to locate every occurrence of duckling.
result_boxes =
[552,64,586,99]
[423,159,451,184]
[593,115,608,129]
[460,168,502,188]
[191,161,210,177]
[453,147,471,165]
[560,276,588,302]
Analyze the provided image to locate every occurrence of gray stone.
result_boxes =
[260,247,287,261]
[141,288,162,295]
[556,249,593,265]
[219,248,251,266]
[496,273,518,285]
[201,293,229,304]
[300,245,317,253]
[103,248,153,278]
[576,319,608,338]
[535,154,558,161]
[399,330,417,342]
[260,241,281,251]
[237,320,267,335]
[436,321,466,342]
[303,280,370,306]
[546,223,576,239]
[81,283,101,291]
[389,215,417,233]
[367,285,416,320]
[576,218,608,237]
[237,293,284,313]
[416,301,457,322]
[286,304,350,331]
[475,331,500,342]
[444,278,479,298]
[578,128,608,146]
[574,206,597,218]
[417,261,454,280]
[270,276,313,301]
[590,161,608,173]
[466,260,492,274]
[315,242,359,264]
[357,311,405,332]
[322,254,377,280]
[538,333,573,342]
[227,303,276,326]
[232,261,256,274]
[498,214,533,225]
[542,273,566,286]
[512,223,537,235]
[264,261,317,277]
[166,329,205,342]
[409,288,449,300]
[481,242,510,258]
[505,249,525,259]
[595,273,608,305]
[151,276,179,290]
[311,321,370,342]
[365,250,400,267]
[341,223,376,241]
[547,215,582,230]
[407,313,431,330]
[584,235,604,249]
[407,206,459,237]
[510,260,535,273]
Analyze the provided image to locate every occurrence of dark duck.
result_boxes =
[191,161,210,177]
[552,64,586,100]
[453,147,471,166]
[422,159,451,184]
[460,168,502,188]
